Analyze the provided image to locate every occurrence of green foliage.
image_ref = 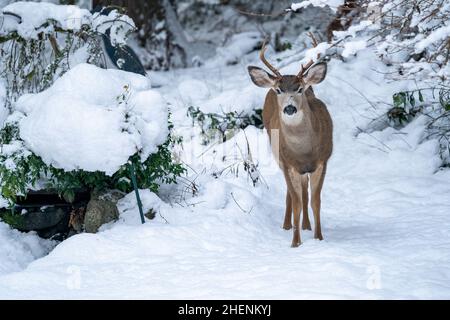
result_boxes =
[388,91,423,125]
[274,34,292,52]
[0,125,185,207]
[388,87,450,166]
[187,106,263,145]
[0,210,24,229]
[0,122,41,202]
[426,87,450,165]
[438,88,450,111]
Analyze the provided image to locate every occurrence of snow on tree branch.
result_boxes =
[291,0,344,12]
[1,1,135,45]
[292,0,449,84]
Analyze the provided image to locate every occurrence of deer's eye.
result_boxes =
[275,88,282,94]
[297,88,303,94]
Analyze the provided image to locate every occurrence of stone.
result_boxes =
[84,200,119,233]
[96,189,126,204]
[18,206,67,231]
[37,212,70,240]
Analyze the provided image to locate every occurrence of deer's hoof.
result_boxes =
[314,233,324,240]
[302,222,312,230]
[283,223,292,230]
[291,241,301,248]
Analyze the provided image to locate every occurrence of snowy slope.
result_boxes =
[1,48,450,299]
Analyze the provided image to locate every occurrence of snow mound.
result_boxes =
[0,222,55,274]
[17,64,168,175]
[117,189,164,225]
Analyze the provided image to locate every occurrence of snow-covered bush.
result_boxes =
[0,2,185,207]
[0,1,135,109]
[0,63,185,206]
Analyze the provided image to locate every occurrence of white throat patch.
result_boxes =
[281,109,304,126]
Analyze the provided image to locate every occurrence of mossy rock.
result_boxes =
[84,200,119,233]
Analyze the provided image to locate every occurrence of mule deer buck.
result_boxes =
[247,35,333,247]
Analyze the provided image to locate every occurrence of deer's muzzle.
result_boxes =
[283,105,297,116]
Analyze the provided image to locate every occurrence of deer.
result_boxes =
[247,35,333,247]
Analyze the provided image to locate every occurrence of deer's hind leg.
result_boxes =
[310,163,327,240]
[301,174,311,230]
[283,191,292,230]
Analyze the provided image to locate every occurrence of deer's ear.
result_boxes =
[247,66,277,88]
[303,63,327,85]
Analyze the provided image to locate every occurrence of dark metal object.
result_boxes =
[128,162,145,224]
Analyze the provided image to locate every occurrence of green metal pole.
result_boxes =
[128,161,145,224]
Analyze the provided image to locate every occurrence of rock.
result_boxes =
[18,206,67,231]
[95,189,126,204]
[144,208,156,220]
[37,212,71,240]
[84,200,119,233]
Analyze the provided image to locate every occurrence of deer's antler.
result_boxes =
[297,32,321,78]
[259,39,282,79]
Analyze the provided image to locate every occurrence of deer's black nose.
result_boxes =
[283,105,297,115]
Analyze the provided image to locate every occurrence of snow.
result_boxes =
[291,0,344,12]
[1,2,134,44]
[117,189,164,225]
[92,9,136,46]
[333,21,374,40]
[16,63,168,175]
[177,79,210,102]
[0,80,7,125]
[303,42,330,62]
[342,40,367,58]
[1,2,91,38]
[213,32,261,66]
[1,46,450,298]
[415,23,450,53]
[0,222,55,274]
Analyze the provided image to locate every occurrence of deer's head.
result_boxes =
[248,35,327,122]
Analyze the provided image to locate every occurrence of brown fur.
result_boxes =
[278,75,301,93]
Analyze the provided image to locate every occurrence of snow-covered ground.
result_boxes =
[1,46,450,299]
[0,222,55,275]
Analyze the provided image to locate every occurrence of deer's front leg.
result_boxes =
[286,168,303,247]
[301,174,311,230]
[310,163,327,240]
